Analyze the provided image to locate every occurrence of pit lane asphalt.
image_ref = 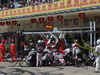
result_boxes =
[0,62,100,75]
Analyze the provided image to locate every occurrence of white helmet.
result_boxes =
[31,48,35,51]
[97,39,100,44]
[72,43,76,47]
[38,40,42,43]
[42,40,44,43]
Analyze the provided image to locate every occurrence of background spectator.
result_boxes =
[27,1,32,6]
[2,3,6,10]
[0,0,60,10]
[34,0,39,5]
[0,4,2,11]
[6,3,11,10]
[10,2,15,8]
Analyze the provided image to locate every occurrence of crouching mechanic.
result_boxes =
[9,39,17,62]
[94,39,100,73]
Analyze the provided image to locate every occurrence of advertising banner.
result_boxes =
[0,0,100,18]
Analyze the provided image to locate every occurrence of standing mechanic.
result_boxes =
[0,40,5,62]
[36,40,44,67]
[10,39,17,62]
[94,39,100,73]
